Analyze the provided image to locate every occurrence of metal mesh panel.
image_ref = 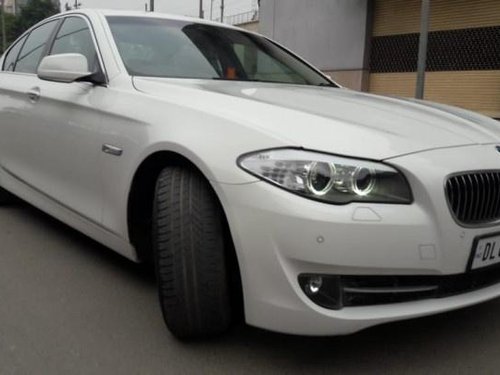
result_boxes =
[370,26,500,73]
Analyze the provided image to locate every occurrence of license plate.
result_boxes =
[470,234,500,270]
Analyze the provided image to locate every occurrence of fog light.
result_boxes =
[298,274,343,310]
[305,276,323,295]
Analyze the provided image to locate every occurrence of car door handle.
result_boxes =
[26,87,41,103]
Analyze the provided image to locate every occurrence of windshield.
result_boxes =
[106,16,336,87]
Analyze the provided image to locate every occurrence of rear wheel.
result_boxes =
[0,187,14,205]
[153,166,232,339]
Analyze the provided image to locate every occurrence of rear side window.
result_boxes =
[50,17,99,72]
[15,20,58,74]
[2,35,27,71]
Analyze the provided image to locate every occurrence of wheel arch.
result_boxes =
[127,150,244,315]
[128,150,191,263]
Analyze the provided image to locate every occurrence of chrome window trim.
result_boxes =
[1,13,109,84]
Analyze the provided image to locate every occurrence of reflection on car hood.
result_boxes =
[133,77,500,160]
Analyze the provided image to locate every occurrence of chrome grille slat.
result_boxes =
[484,173,491,220]
[451,179,462,219]
[486,173,494,220]
[473,174,481,221]
[446,171,500,226]
[483,173,491,220]
[343,285,438,294]
[478,173,486,221]
[466,174,475,221]
[460,175,468,221]
[494,173,500,218]
[340,266,500,307]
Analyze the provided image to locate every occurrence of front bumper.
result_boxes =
[213,144,500,335]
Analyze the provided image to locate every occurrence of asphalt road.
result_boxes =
[1,201,500,375]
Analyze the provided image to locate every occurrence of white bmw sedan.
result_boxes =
[2,10,500,340]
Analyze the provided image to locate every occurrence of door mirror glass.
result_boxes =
[37,53,91,83]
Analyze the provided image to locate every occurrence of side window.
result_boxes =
[50,17,99,72]
[15,20,58,74]
[2,35,27,71]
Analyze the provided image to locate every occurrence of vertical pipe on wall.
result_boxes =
[1,0,6,54]
[415,0,431,99]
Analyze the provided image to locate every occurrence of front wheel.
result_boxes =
[153,166,233,339]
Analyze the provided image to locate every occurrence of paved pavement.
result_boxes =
[1,201,499,374]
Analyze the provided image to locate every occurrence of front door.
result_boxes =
[0,16,106,224]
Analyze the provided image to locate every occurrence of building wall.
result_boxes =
[237,20,259,33]
[369,0,500,118]
[260,0,372,90]
[372,0,500,36]
[3,0,16,14]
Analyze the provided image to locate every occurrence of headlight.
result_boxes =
[238,149,412,204]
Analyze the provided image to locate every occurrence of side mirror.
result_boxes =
[38,53,92,83]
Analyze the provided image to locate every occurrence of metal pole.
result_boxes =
[220,0,224,22]
[415,0,430,99]
[1,0,6,54]
[150,0,154,12]
[210,0,214,20]
[199,0,203,18]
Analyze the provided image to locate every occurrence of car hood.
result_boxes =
[133,77,500,160]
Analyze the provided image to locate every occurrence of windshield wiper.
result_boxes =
[210,77,336,86]
[210,77,278,84]
[317,82,337,87]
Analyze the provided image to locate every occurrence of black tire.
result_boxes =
[153,166,232,339]
[0,187,13,205]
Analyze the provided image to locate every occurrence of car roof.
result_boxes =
[61,9,245,31]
